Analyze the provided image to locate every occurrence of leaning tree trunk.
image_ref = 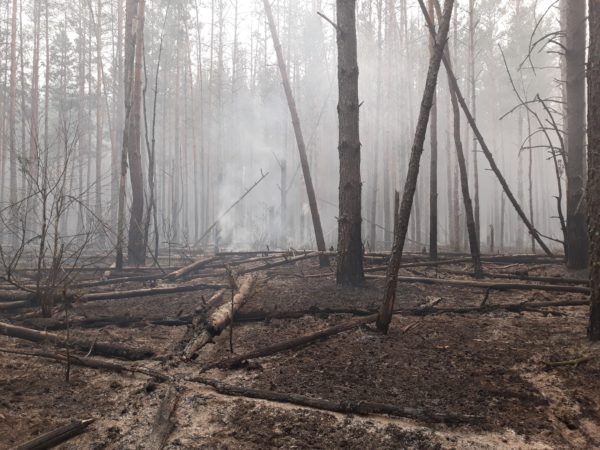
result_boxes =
[376,0,454,333]
[336,0,365,286]
[565,0,589,269]
[442,39,482,276]
[263,0,329,267]
[587,0,600,341]
[429,0,553,257]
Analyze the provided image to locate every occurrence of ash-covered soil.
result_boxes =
[1,259,599,449]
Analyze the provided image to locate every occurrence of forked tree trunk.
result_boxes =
[587,0,600,341]
[263,0,329,267]
[565,0,589,269]
[376,0,454,333]
[336,0,365,285]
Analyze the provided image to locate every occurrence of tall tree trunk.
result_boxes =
[587,0,600,340]
[8,0,17,208]
[30,0,41,179]
[263,0,329,266]
[95,0,104,238]
[377,0,453,332]
[445,47,482,276]
[112,0,124,227]
[468,0,480,244]
[428,0,438,260]
[565,0,588,269]
[369,0,383,251]
[336,0,365,285]
[127,0,146,265]
[430,0,553,257]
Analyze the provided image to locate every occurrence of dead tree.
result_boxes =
[127,0,146,265]
[8,0,18,208]
[588,0,600,341]
[429,0,553,257]
[428,0,438,260]
[376,0,454,333]
[433,4,482,276]
[262,0,329,267]
[336,0,365,285]
[565,0,589,269]
[468,0,480,242]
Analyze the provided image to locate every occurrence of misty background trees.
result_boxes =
[0,0,587,277]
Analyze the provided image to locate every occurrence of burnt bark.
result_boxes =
[565,0,589,269]
[587,0,600,340]
[336,0,365,285]
[428,0,438,260]
[126,0,146,265]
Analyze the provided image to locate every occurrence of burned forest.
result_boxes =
[1,0,600,448]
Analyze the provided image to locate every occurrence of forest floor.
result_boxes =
[1,256,599,449]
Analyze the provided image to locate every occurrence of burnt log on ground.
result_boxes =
[201,314,378,371]
[367,275,590,294]
[0,347,169,381]
[164,256,219,281]
[80,282,226,303]
[0,321,154,360]
[189,377,482,424]
[147,385,179,450]
[183,275,257,360]
[11,419,95,450]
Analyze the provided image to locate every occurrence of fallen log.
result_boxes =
[238,252,321,275]
[164,256,219,281]
[0,321,154,360]
[189,377,481,424]
[0,290,35,303]
[543,355,595,368]
[0,300,31,310]
[436,268,588,286]
[73,273,165,289]
[183,275,257,360]
[0,347,169,381]
[147,385,179,450]
[80,282,225,303]
[11,419,95,450]
[366,275,590,294]
[201,314,377,371]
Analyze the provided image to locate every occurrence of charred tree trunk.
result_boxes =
[376,0,453,333]
[122,0,146,266]
[95,0,104,235]
[429,0,553,257]
[445,52,482,276]
[263,0,329,267]
[30,0,41,179]
[565,0,589,269]
[8,0,17,208]
[468,0,480,244]
[336,0,365,285]
[587,0,600,340]
[428,0,438,260]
